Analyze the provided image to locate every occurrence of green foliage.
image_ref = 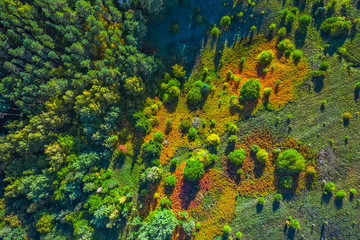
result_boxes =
[277,27,287,37]
[153,131,164,143]
[335,190,347,199]
[277,39,295,51]
[320,62,330,71]
[355,82,360,89]
[289,219,300,230]
[251,25,257,32]
[236,231,243,238]
[240,79,261,100]
[223,225,232,234]
[220,16,231,28]
[342,112,352,120]
[125,76,145,96]
[324,182,336,192]
[188,127,198,141]
[142,140,162,163]
[36,212,53,233]
[256,149,268,164]
[263,87,272,97]
[274,193,283,202]
[160,197,173,208]
[350,188,357,196]
[251,144,261,153]
[276,149,305,174]
[228,135,238,146]
[211,27,221,37]
[161,78,181,103]
[183,157,205,182]
[257,50,274,65]
[292,50,303,62]
[187,85,202,108]
[164,175,177,188]
[180,119,192,133]
[298,15,312,33]
[206,134,221,145]
[228,149,246,165]
[281,176,294,189]
[172,64,186,78]
[257,197,265,205]
[228,124,238,134]
[134,112,150,133]
[269,23,276,31]
[240,57,246,64]
[320,17,351,38]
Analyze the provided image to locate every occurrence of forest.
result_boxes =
[0,0,360,239]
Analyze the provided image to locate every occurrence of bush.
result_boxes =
[263,87,272,96]
[277,39,294,51]
[342,112,352,120]
[170,158,178,167]
[257,50,274,65]
[228,149,246,165]
[269,23,276,31]
[335,190,347,199]
[256,149,268,164]
[277,27,287,37]
[239,78,261,100]
[183,157,205,182]
[350,188,357,196]
[274,193,283,202]
[236,231,243,238]
[228,124,238,134]
[206,134,220,145]
[251,144,260,153]
[250,25,257,32]
[180,119,191,133]
[355,82,360,89]
[240,57,246,64]
[196,222,201,230]
[220,16,231,28]
[153,131,164,143]
[211,26,220,37]
[223,225,232,234]
[228,135,237,146]
[289,219,300,230]
[160,197,172,208]
[292,50,303,62]
[276,149,305,174]
[164,175,176,187]
[142,140,162,162]
[281,176,293,188]
[324,182,335,192]
[200,83,211,95]
[319,61,330,71]
[320,17,351,38]
[257,197,265,205]
[298,14,312,33]
[188,127,197,141]
[187,86,202,108]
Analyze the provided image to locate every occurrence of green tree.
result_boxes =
[183,157,205,182]
[276,149,305,174]
[240,79,261,100]
[228,149,246,165]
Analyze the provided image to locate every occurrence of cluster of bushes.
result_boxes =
[161,74,181,104]
[187,81,211,109]
[320,17,351,38]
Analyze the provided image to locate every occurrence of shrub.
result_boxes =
[256,149,268,164]
[142,140,162,162]
[324,182,335,192]
[281,176,293,188]
[211,26,220,37]
[263,68,269,74]
[240,57,246,64]
[228,124,238,134]
[292,50,303,62]
[306,166,317,176]
[239,78,261,100]
[250,25,257,32]
[172,64,186,78]
[277,39,294,51]
[320,17,351,38]
[164,175,176,187]
[257,50,274,65]
[289,219,300,230]
[276,149,305,174]
[319,61,330,71]
[180,119,191,133]
[223,225,232,234]
[263,87,272,96]
[228,149,246,165]
[342,112,352,120]
[160,197,173,208]
[170,158,178,166]
[183,157,205,182]
[236,231,243,238]
[338,47,347,54]
[313,70,326,78]
[220,16,231,28]
[335,190,347,199]
[228,135,237,146]
[206,134,220,145]
[350,188,357,197]
[355,82,360,89]
[153,131,164,143]
[269,23,276,31]
[274,193,283,202]
[187,86,202,108]
[277,27,287,37]
[188,127,197,141]
[257,197,265,205]
[298,14,312,33]
[251,144,260,153]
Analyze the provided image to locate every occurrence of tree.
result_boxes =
[228,149,246,165]
[36,212,53,233]
[183,157,205,182]
[256,149,268,164]
[142,140,162,163]
[220,16,231,28]
[298,15,312,34]
[211,27,220,37]
[239,79,261,100]
[206,134,220,145]
[276,149,305,174]
[124,76,145,96]
[257,50,274,65]
[320,17,351,38]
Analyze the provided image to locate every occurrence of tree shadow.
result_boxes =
[179,180,200,210]
[254,163,265,179]
[272,201,280,212]
[354,89,359,101]
[343,119,350,127]
[164,98,179,113]
[287,227,295,240]
[334,198,343,209]
[312,76,325,93]
[256,203,264,213]
[321,191,332,204]
[322,34,347,56]
[294,31,306,48]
